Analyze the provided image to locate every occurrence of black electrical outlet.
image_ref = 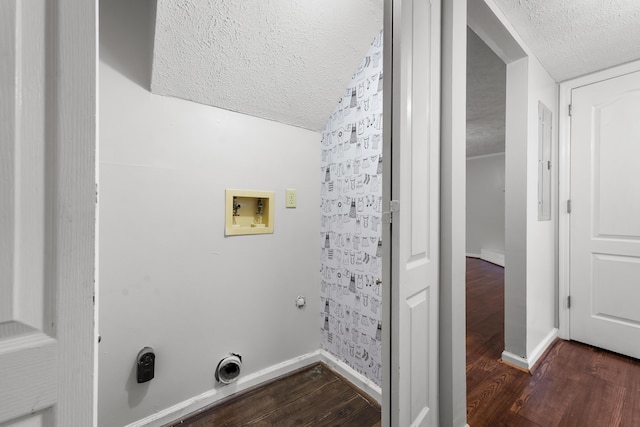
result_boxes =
[137,347,155,383]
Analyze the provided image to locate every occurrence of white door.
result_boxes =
[383,0,441,425]
[569,70,640,359]
[0,1,97,425]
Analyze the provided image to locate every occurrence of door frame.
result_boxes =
[382,0,446,425]
[439,0,468,426]
[49,0,99,424]
[381,0,467,425]
[381,2,392,426]
[558,59,640,340]
[467,1,528,363]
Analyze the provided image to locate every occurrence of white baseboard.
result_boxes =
[502,350,529,371]
[480,248,505,267]
[125,350,323,427]
[466,252,481,258]
[319,350,382,404]
[501,328,558,371]
[124,349,382,427]
[501,350,529,371]
[526,328,558,370]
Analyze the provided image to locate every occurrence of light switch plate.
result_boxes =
[285,188,296,208]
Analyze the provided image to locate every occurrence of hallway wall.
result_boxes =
[525,57,558,356]
[319,30,384,386]
[466,153,505,257]
[480,0,560,366]
[99,2,320,426]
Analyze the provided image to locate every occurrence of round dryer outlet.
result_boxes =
[215,353,242,385]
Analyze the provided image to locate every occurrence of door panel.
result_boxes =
[0,334,57,424]
[0,2,57,424]
[4,413,47,427]
[387,0,440,425]
[408,289,429,422]
[0,0,96,425]
[592,254,640,325]
[593,93,640,238]
[570,70,640,359]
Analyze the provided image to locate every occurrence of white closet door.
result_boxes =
[385,0,441,425]
[569,70,640,359]
[0,1,97,425]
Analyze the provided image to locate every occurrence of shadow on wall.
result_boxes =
[100,0,156,91]
[125,358,149,408]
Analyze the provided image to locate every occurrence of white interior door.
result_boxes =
[384,0,441,425]
[0,1,97,425]
[569,70,640,359]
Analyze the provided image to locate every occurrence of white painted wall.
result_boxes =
[504,39,558,366]
[466,153,505,256]
[525,58,558,356]
[503,56,529,360]
[479,0,559,368]
[99,2,320,426]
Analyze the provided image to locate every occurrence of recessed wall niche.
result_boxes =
[225,189,274,235]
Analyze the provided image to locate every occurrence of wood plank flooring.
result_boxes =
[466,257,640,427]
[165,257,639,426]
[166,363,381,426]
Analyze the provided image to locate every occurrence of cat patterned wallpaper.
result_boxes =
[320,30,383,386]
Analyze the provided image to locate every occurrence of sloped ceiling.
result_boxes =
[149,1,640,148]
[467,28,506,158]
[492,0,640,82]
[151,0,383,131]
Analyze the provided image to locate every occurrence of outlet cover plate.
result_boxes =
[286,188,296,208]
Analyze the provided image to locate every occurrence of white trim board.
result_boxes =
[466,250,505,267]
[320,350,382,404]
[123,351,321,427]
[501,328,558,371]
[466,151,505,161]
[124,350,381,427]
[501,351,530,371]
[480,248,505,267]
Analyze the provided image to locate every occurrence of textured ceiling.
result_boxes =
[149,1,640,147]
[151,0,383,131]
[467,28,506,158]
[492,0,640,82]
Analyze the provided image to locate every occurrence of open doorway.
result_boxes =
[465,28,506,268]
[465,25,508,424]
[463,0,560,423]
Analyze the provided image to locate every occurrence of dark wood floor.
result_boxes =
[165,257,639,426]
[166,363,381,427]
[466,257,640,427]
